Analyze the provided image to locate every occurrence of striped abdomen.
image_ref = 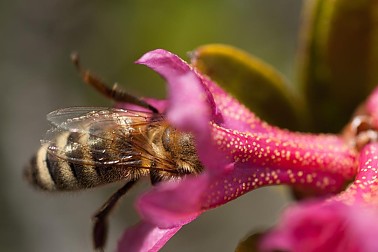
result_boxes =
[25,128,148,191]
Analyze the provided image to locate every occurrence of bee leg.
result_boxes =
[92,180,137,251]
[70,52,158,114]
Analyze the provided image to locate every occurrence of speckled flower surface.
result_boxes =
[260,87,378,252]
[117,49,359,252]
[261,142,378,252]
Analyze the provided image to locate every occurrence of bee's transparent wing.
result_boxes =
[43,107,176,172]
[47,107,157,132]
[47,107,106,126]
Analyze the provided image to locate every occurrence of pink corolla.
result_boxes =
[261,143,378,252]
[261,88,378,252]
[117,49,358,252]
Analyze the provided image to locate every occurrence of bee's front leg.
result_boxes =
[92,180,137,251]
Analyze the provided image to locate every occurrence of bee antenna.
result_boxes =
[70,51,159,114]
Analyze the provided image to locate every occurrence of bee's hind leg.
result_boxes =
[92,180,137,251]
[70,52,158,114]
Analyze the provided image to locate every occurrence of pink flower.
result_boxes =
[261,138,378,252]
[117,49,357,252]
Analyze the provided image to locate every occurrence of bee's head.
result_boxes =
[162,126,203,174]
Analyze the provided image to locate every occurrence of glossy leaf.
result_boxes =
[298,0,378,132]
[191,44,308,130]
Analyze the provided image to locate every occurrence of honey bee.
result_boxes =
[24,54,203,251]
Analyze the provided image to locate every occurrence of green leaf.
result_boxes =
[298,0,378,132]
[191,44,308,131]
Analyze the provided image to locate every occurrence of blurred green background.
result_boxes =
[0,1,301,251]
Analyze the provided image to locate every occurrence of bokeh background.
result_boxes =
[1,1,302,251]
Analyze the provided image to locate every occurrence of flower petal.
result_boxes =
[136,49,221,129]
[333,142,378,205]
[118,221,181,252]
[261,202,359,252]
[262,200,378,252]
[136,174,208,228]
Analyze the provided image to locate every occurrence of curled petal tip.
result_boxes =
[135,49,173,64]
